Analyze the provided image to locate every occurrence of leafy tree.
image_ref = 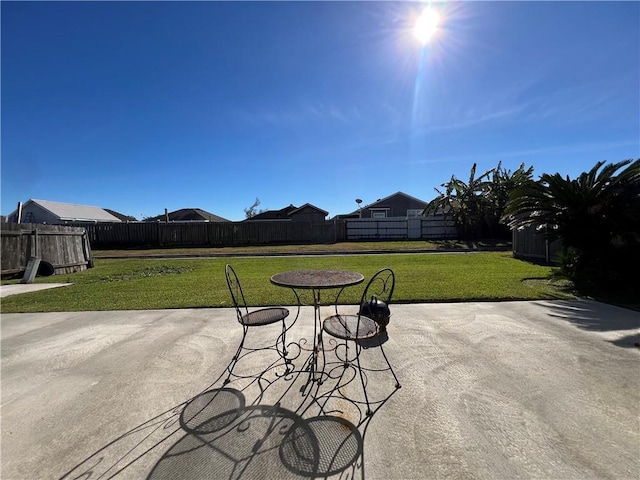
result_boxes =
[503,159,640,291]
[244,198,265,219]
[486,162,535,238]
[424,163,494,239]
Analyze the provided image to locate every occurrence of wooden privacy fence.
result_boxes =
[512,226,562,263]
[80,217,458,248]
[84,221,342,248]
[1,224,94,276]
[345,217,457,240]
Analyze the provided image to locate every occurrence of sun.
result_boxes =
[414,8,440,45]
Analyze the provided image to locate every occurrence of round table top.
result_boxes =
[270,270,364,290]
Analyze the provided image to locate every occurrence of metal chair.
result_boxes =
[321,268,401,415]
[224,264,290,384]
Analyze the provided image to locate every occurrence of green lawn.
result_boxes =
[91,239,510,257]
[0,252,573,313]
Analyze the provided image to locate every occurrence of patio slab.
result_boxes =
[0,283,72,298]
[1,300,639,479]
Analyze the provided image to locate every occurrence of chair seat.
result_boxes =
[241,307,289,327]
[322,314,379,341]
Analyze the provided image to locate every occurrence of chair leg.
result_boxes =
[280,319,294,375]
[355,344,372,416]
[281,319,289,358]
[225,326,248,385]
[317,330,326,385]
[379,343,401,389]
[343,339,349,368]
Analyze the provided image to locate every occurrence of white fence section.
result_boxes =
[408,218,422,239]
[345,216,457,240]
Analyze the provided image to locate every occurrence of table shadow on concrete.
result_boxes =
[57,332,399,480]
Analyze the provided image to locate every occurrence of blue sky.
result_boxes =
[2,1,638,221]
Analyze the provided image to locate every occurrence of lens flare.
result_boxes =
[414,8,440,44]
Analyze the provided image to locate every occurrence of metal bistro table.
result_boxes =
[270,270,364,388]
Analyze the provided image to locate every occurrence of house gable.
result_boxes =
[337,192,429,219]
[289,203,328,222]
[147,208,230,222]
[9,199,121,224]
[248,205,297,221]
[246,203,328,222]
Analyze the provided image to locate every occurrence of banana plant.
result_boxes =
[424,163,494,239]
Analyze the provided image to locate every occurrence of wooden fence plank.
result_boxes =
[4,220,564,271]
[512,227,562,263]
[78,218,456,248]
[1,224,93,276]
[346,217,457,240]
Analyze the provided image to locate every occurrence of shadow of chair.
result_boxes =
[224,264,291,385]
[57,315,398,480]
[321,268,401,416]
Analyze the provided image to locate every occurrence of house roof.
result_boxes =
[248,205,297,221]
[104,209,137,222]
[339,191,429,217]
[246,203,327,221]
[19,199,121,222]
[289,203,329,216]
[364,191,428,209]
[332,212,360,220]
[146,208,230,222]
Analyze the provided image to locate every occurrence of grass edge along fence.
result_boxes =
[83,219,553,264]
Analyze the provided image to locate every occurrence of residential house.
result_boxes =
[145,208,230,222]
[7,199,121,224]
[335,192,429,219]
[245,203,328,222]
[104,209,137,222]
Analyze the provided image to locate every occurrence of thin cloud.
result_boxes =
[523,88,618,123]
[424,105,526,132]
[232,100,359,128]
[409,139,639,166]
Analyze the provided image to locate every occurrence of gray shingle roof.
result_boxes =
[30,199,121,222]
[246,203,327,221]
[146,208,230,222]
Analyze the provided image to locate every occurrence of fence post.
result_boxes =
[82,230,94,268]
[33,227,39,258]
[544,226,550,263]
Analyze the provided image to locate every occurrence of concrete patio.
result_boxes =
[1,300,639,479]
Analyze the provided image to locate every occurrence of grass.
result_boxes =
[0,252,574,313]
[92,239,511,257]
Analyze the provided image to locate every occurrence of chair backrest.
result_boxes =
[225,264,248,321]
[360,268,395,307]
[358,268,395,329]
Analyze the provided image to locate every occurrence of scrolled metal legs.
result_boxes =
[354,344,372,416]
[379,342,401,389]
[225,326,247,385]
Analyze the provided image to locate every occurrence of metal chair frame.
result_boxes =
[224,264,291,385]
[321,268,401,415]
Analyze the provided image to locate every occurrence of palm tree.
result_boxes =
[503,159,640,290]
